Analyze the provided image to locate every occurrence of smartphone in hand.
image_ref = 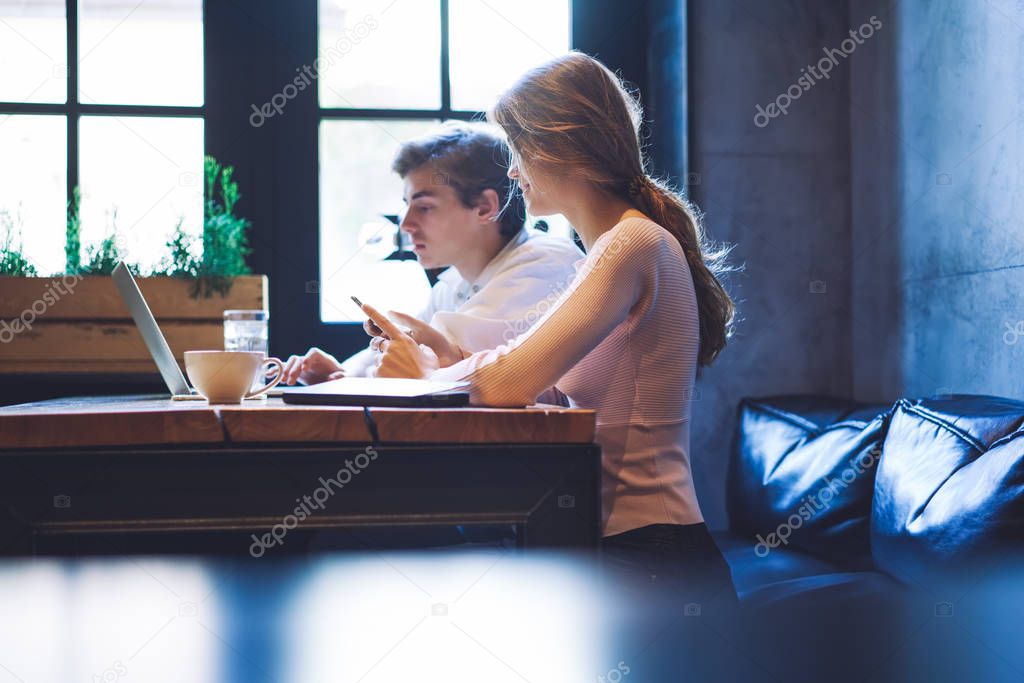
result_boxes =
[352,296,385,337]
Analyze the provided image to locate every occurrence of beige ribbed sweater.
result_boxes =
[430,214,704,536]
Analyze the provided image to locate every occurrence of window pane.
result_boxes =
[527,212,574,243]
[320,119,438,322]
[78,0,202,106]
[79,116,203,272]
[0,0,66,103]
[0,115,66,275]
[319,0,440,109]
[448,0,570,112]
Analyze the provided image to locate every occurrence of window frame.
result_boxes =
[315,0,497,336]
[0,0,206,243]
[1,0,662,365]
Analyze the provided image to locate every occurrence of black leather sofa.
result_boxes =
[714,394,1024,606]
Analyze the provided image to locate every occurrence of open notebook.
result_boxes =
[281,377,470,407]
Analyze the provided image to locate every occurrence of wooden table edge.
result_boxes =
[0,397,597,449]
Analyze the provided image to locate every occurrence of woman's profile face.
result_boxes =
[507,145,562,218]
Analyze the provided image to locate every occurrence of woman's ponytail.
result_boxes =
[633,177,735,366]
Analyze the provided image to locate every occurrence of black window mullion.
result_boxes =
[439,0,451,118]
[66,0,78,216]
[318,107,478,120]
[78,104,204,117]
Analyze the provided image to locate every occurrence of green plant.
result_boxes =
[79,208,129,275]
[157,156,253,297]
[57,157,253,294]
[0,208,37,276]
[65,186,81,274]
[162,216,195,278]
[203,156,252,276]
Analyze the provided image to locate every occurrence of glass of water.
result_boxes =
[224,310,269,390]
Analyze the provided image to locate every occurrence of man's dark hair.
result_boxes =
[391,122,526,240]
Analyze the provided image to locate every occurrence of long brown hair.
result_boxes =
[490,52,735,366]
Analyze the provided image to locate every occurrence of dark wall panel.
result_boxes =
[688,0,854,528]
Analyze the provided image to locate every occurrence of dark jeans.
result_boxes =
[601,523,738,609]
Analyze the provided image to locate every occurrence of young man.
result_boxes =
[281,121,582,384]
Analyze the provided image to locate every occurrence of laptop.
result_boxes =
[282,377,470,407]
[113,262,284,399]
[112,262,205,400]
[113,262,470,407]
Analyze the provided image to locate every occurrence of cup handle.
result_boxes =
[245,357,284,399]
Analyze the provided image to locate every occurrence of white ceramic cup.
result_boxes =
[184,350,284,404]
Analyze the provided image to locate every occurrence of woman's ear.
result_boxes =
[475,188,501,224]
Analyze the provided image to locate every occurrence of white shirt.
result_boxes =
[342,228,582,374]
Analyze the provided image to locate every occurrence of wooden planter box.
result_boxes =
[0,275,268,374]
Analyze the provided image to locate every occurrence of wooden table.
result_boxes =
[0,395,599,556]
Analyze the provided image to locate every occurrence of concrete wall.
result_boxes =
[688,0,1024,528]
[851,0,1024,400]
[688,0,855,528]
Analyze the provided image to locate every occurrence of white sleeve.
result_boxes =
[340,346,376,377]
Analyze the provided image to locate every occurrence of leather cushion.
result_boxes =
[871,396,1024,584]
[728,396,890,565]
[714,532,898,607]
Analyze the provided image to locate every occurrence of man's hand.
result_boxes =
[361,303,440,379]
[281,347,344,385]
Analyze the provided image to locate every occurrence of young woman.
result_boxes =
[361,52,737,602]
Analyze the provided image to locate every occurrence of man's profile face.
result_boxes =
[399,165,486,270]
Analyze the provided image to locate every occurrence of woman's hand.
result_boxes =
[384,311,464,367]
[361,308,464,368]
[361,303,440,379]
[281,347,344,385]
